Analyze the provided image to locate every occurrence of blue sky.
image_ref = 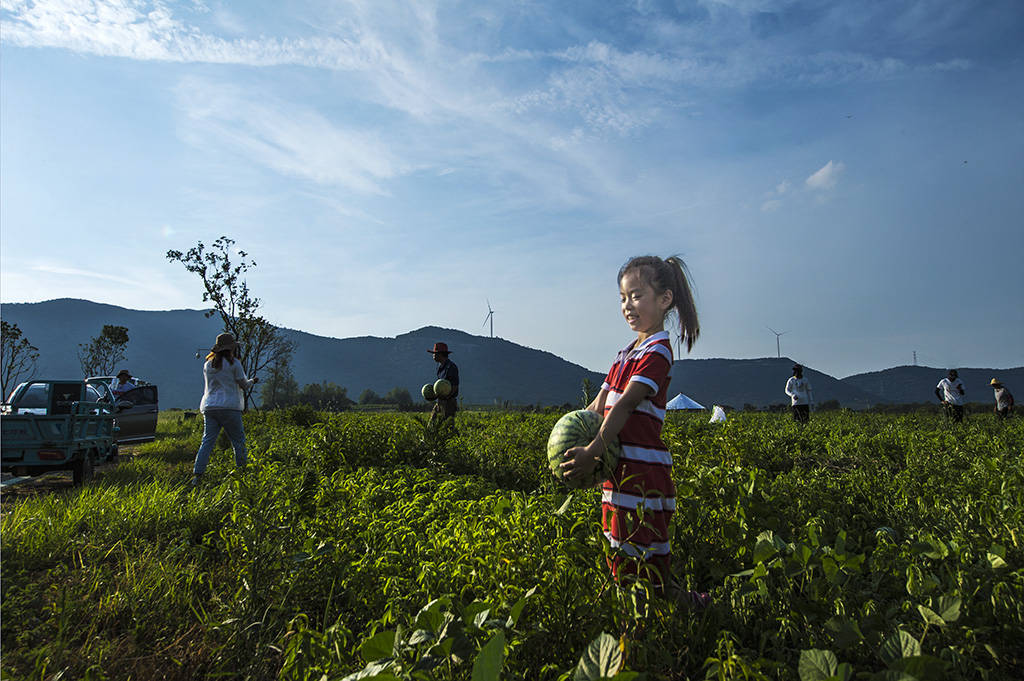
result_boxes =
[2,0,1022,378]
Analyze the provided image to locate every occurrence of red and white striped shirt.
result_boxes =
[600,330,675,562]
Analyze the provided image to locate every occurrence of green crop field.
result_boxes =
[2,409,1021,680]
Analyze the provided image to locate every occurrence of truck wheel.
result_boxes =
[72,454,94,486]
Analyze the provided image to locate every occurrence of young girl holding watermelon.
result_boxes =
[560,255,709,608]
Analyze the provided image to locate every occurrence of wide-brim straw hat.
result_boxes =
[991,378,1002,386]
[212,332,239,353]
[116,369,131,379]
[428,342,451,355]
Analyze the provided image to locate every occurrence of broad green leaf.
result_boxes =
[753,531,779,564]
[987,553,1008,569]
[342,660,399,680]
[825,616,865,649]
[573,633,622,681]
[835,662,854,681]
[895,654,947,679]
[414,598,449,633]
[359,631,396,662]
[471,630,506,681]
[931,595,961,623]
[798,649,837,681]
[555,494,573,515]
[879,630,921,666]
[407,629,434,646]
[916,605,944,627]
[493,498,512,516]
[506,586,537,627]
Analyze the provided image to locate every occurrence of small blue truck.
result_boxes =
[1,379,117,486]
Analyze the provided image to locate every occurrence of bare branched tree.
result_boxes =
[1,320,40,399]
[167,236,294,408]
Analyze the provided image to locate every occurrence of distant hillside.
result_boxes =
[0,300,603,409]
[4,299,1020,411]
[841,365,1024,405]
[667,357,884,410]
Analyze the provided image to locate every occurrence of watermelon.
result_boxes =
[546,409,620,489]
[433,378,452,398]
[421,383,436,401]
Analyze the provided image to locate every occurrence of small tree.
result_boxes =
[581,377,595,408]
[167,236,294,408]
[78,325,130,377]
[261,357,299,409]
[1,321,40,398]
[385,387,413,410]
[359,388,382,405]
[298,382,353,412]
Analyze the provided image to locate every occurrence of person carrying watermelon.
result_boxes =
[560,255,710,609]
[428,342,459,423]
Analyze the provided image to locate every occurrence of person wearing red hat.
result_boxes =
[428,342,459,422]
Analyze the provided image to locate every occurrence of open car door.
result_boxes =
[114,385,159,444]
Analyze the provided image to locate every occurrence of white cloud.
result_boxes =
[175,78,404,194]
[760,198,783,212]
[805,160,845,190]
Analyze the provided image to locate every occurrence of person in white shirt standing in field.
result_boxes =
[785,364,813,424]
[190,332,257,487]
[935,369,966,422]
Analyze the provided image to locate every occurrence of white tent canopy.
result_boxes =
[666,393,705,410]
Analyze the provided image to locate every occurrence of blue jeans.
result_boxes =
[193,409,247,476]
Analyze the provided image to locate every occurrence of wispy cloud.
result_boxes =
[805,160,845,190]
[175,77,404,194]
[1,0,387,69]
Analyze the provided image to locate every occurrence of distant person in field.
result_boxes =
[935,369,966,422]
[785,364,813,424]
[428,342,459,423]
[560,255,710,609]
[190,333,258,487]
[991,378,1014,418]
[111,369,137,398]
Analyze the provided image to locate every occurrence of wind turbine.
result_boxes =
[482,300,495,338]
[767,327,788,359]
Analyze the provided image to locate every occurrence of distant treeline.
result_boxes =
[259,372,423,412]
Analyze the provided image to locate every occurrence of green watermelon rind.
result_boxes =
[421,383,436,401]
[546,409,620,489]
[434,378,452,398]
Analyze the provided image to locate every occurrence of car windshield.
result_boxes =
[14,383,49,409]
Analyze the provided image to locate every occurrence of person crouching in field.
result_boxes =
[190,333,257,487]
[935,369,966,423]
[560,255,710,609]
[991,378,1015,418]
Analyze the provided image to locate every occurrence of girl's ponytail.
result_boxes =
[665,256,699,353]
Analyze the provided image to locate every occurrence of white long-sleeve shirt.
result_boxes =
[785,376,813,406]
[199,358,255,412]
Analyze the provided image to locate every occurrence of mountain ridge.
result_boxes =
[2,299,1020,410]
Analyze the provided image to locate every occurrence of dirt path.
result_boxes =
[1,447,140,508]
